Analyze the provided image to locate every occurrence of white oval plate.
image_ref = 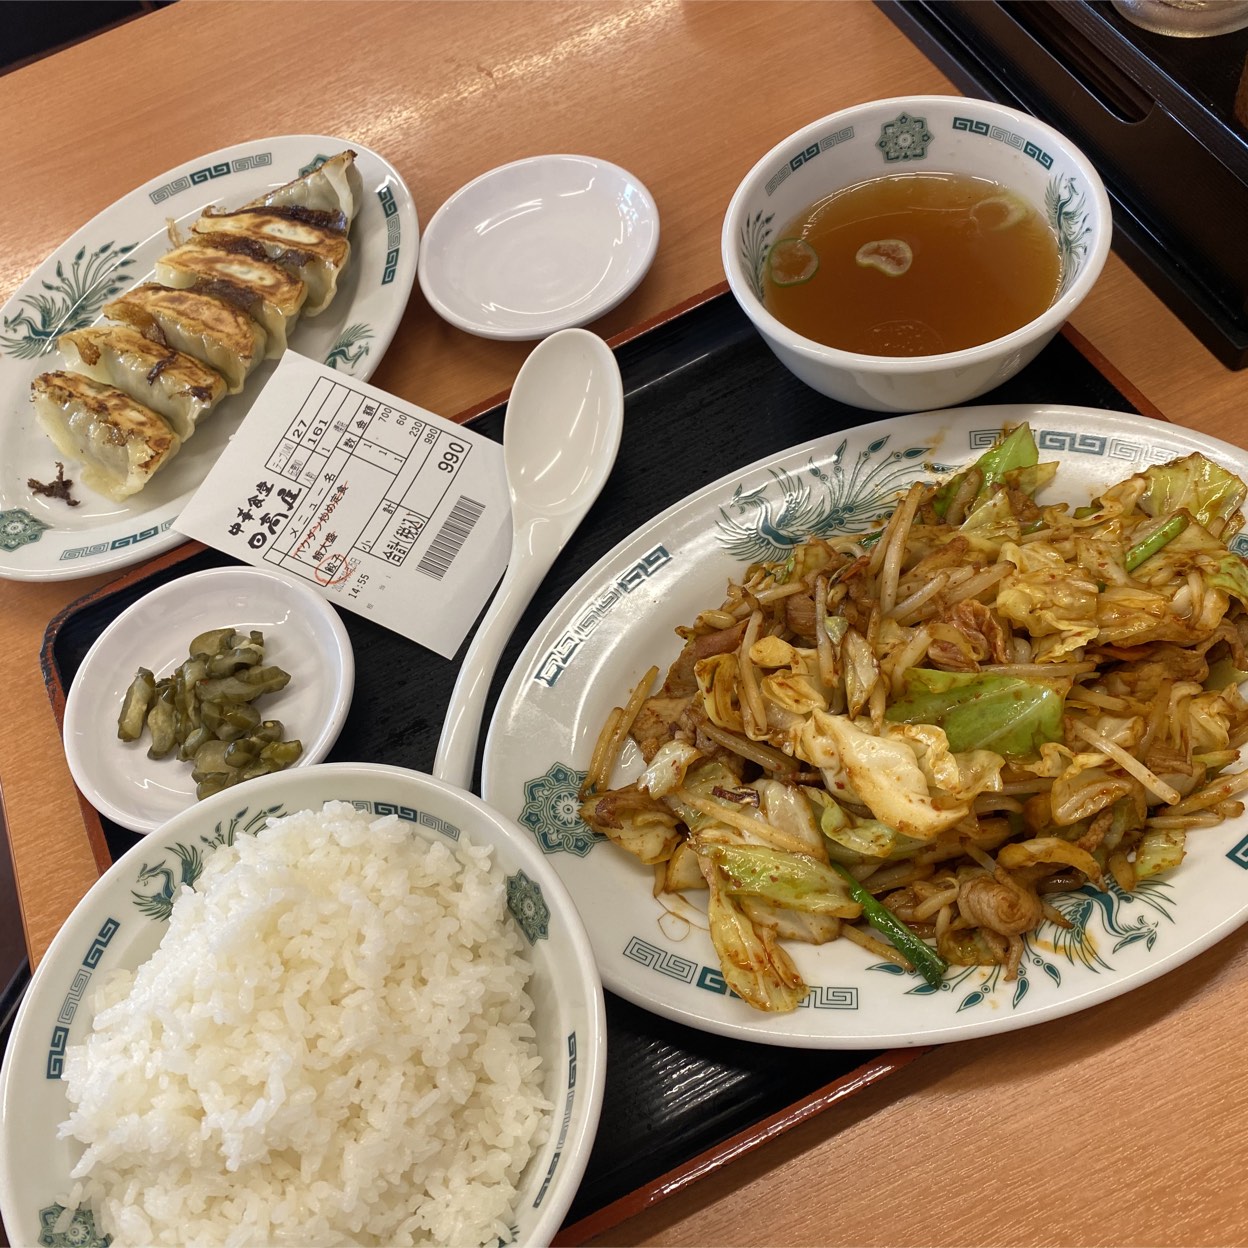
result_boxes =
[418,154,659,340]
[0,762,606,1248]
[0,135,419,582]
[483,404,1248,1048]
[64,565,354,834]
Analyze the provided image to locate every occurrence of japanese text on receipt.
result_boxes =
[175,353,509,658]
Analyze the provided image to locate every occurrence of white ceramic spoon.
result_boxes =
[434,328,624,791]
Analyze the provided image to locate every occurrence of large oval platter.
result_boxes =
[483,403,1248,1048]
[0,135,418,581]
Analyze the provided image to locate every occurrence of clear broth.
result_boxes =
[762,172,1061,357]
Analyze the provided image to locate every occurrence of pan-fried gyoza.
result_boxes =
[580,425,1248,1011]
[29,151,360,501]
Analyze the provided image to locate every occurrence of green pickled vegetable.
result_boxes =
[206,643,264,677]
[197,666,291,704]
[224,738,259,767]
[188,627,235,658]
[260,739,303,768]
[145,686,178,760]
[117,668,155,742]
[178,725,212,762]
[118,625,302,800]
[195,773,233,801]
[209,701,262,741]
[177,658,208,726]
[191,738,232,777]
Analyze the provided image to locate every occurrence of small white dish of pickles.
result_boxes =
[63,565,354,835]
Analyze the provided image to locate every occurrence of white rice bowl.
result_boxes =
[0,764,606,1248]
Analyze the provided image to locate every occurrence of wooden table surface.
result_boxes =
[3,3,1248,1245]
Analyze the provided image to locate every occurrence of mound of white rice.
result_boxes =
[57,802,551,1247]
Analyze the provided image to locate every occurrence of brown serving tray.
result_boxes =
[38,285,1163,1239]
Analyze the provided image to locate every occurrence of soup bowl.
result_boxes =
[722,95,1112,413]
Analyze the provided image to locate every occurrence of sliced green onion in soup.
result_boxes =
[970,191,1029,231]
[855,238,912,276]
[768,237,819,285]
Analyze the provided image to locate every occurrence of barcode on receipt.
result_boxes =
[417,496,487,580]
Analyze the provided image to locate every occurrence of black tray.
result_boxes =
[44,288,1142,1234]
[884,0,1248,368]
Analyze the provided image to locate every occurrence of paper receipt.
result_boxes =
[175,353,509,659]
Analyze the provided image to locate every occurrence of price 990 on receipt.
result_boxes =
[176,353,510,658]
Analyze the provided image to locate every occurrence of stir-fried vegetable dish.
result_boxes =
[579,426,1248,1011]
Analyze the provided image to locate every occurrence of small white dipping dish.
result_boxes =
[419,154,659,339]
[63,565,354,835]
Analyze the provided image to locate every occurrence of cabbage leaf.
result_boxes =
[931,423,1042,519]
[700,842,861,916]
[1206,550,1248,605]
[886,667,1066,757]
[996,541,1099,657]
[809,787,927,861]
[1138,453,1247,531]
[702,863,808,1011]
[795,711,1001,839]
